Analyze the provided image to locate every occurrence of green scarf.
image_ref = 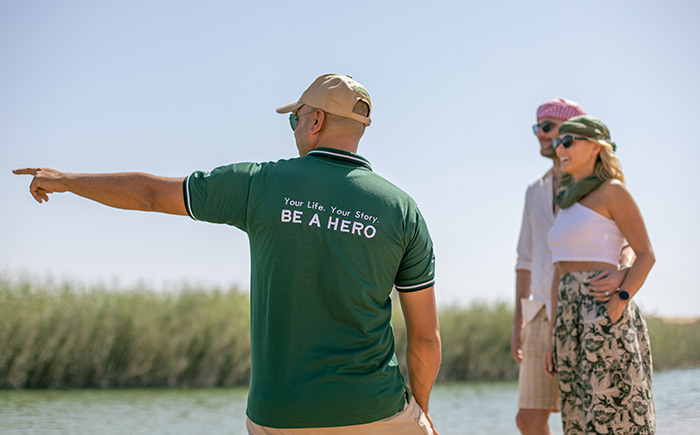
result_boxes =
[555,174,605,209]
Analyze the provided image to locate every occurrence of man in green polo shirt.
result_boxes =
[14,74,441,434]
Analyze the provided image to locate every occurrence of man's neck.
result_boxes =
[551,160,561,184]
[313,136,360,154]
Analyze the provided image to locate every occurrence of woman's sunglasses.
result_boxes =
[553,135,591,149]
[532,120,556,135]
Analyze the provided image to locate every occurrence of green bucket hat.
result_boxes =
[558,115,617,151]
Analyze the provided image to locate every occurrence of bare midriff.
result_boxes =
[557,261,617,275]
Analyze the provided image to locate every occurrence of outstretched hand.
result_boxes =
[13,168,67,203]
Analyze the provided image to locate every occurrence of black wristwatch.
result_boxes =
[617,288,630,303]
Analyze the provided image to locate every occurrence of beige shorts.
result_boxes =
[245,394,433,435]
[518,307,560,411]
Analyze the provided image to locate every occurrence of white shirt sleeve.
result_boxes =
[515,185,533,271]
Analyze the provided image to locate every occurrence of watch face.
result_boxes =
[619,290,630,300]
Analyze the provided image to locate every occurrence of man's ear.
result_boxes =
[308,110,325,135]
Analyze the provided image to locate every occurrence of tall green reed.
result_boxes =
[1,277,697,389]
[645,316,700,370]
[0,277,250,389]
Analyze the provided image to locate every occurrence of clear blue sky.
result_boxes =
[2,0,698,316]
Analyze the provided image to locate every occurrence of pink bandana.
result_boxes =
[537,98,586,121]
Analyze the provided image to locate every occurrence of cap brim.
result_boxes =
[276,101,303,114]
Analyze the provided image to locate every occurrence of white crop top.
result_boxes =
[547,202,626,266]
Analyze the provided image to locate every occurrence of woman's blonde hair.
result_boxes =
[557,139,625,193]
[594,139,625,184]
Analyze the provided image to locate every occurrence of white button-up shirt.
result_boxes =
[516,170,555,321]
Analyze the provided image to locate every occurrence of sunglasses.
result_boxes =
[288,109,317,131]
[553,135,591,149]
[532,120,556,135]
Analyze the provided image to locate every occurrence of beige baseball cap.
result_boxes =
[276,74,372,126]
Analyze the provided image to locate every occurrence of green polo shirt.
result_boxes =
[184,147,435,428]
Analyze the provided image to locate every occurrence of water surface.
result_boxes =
[2,368,698,434]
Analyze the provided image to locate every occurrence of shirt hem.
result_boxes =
[245,396,405,429]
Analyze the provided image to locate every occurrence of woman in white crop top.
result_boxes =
[543,116,656,434]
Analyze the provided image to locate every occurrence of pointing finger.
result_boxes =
[13,168,39,176]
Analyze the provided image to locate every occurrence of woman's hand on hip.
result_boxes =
[588,268,628,302]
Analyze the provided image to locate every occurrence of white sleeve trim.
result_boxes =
[184,174,198,221]
[395,278,435,291]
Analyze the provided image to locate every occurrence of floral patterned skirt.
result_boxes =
[553,271,655,435]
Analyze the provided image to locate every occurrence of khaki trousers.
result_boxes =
[245,395,433,435]
[518,307,560,411]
